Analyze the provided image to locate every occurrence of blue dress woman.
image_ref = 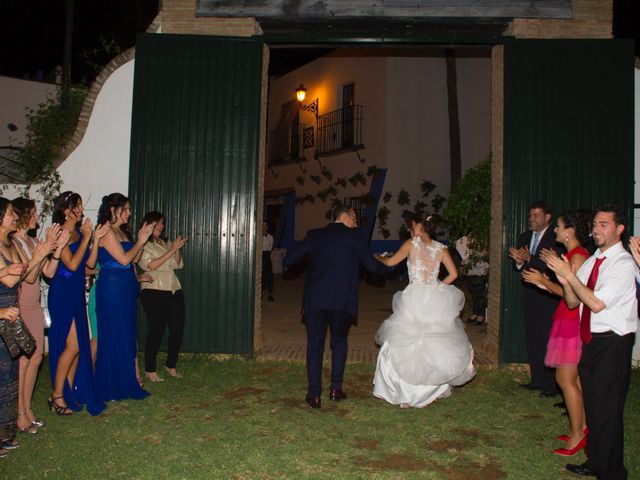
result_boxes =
[48,192,106,416]
[95,193,153,401]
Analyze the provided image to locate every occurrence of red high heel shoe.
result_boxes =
[553,436,587,456]
[557,427,588,442]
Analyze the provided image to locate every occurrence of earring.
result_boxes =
[111,215,115,222]
[565,235,569,242]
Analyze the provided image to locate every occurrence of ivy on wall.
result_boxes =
[8,87,87,223]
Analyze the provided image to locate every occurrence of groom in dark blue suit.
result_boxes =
[284,204,387,408]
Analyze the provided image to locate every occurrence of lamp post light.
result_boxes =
[295,84,319,120]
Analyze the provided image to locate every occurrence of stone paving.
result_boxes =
[258,274,492,366]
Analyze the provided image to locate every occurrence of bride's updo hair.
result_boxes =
[52,191,82,225]
[409,211,437,238]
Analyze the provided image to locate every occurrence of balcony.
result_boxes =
[268,123,308,165]
[316,105,364,157]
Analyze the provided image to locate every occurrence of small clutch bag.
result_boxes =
[0,316,36,358]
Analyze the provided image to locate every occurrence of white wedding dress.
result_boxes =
[373,237,476,408]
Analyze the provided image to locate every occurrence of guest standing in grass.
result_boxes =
[48,192,108,417]
[12,198,69,432]
[95,193,153,400]
[0,198,55,454]
[522,210,591,456]
[138,211,187,382]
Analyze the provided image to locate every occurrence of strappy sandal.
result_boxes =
[48,396,73,416]
[17,411,37,434]
[26,407,44,427]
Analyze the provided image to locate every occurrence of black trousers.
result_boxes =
[262,251,273,294]
[467,274,488,316]
[304,307,351,397]
[580,332,634,480]
[521,287,557,390]
[140,289,185,372]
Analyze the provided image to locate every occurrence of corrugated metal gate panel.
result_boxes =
[129,33,263,354]
[500,39,634,363]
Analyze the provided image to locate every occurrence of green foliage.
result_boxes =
[334,177,347,188]
[295,175,305,186]
[320,166,333,181]
[382,191,392,203]
[310,175,322,185]
[444,153,492,251]
[17,87,87,223]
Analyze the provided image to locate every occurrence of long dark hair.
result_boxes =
[559,210,593,248]
[97,193,132,240]
[141,211,166,242]
[52,191,82,225]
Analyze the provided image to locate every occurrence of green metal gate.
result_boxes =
[129,33,263,354]
[500,39,635,363]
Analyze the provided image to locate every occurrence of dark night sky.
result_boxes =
[0,0,637,84]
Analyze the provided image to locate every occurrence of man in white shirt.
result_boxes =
[547,204,637,479]
[262,222,274,301]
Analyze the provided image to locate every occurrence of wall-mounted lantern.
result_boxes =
[295,84,319,120]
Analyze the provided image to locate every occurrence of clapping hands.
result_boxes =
[172,236,188,251]
[138,222,155,243]
[508,245,530,264]
[629,237,640,268]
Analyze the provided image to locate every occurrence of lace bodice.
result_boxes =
[407,237,445,285]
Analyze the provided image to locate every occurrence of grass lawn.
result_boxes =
[3,357,639,479]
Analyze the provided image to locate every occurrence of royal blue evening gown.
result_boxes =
[48,241,106,416]
[95,242,149,401]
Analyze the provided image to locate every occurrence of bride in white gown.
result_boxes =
[373,214,476,408]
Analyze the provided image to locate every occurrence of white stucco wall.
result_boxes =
[56,60,134,221]
[265,56,390,238]
[265,52,491,239]
[0,76,59,147]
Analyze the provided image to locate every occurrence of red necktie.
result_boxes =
[580,256,606,344]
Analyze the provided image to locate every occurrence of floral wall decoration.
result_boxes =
[321,166,333,181]
[397,189,411,206]
[310,175,322,185]
[348,172,366,186]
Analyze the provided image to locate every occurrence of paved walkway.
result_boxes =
[258,274,491,365]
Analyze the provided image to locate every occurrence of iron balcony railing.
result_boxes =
[316,105,364,157]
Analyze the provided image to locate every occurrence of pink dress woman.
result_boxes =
[544,246,590,367]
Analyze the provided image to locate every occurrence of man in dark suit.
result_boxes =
[508,201,561,397]
[284,204,387,408]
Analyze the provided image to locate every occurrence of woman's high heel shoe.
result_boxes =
[48,396,73,416]
[553,435,587,456]
[17,411,38,434]
[27,407,44,428]
[557,427,588,442]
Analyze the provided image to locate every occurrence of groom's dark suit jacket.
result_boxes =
[514,226,563,389]
[284,222,385,318]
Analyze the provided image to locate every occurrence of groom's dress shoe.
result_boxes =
[519,382,540,390]
[328,388,347,401]
[565,463,596,477]
[305,395,321,409]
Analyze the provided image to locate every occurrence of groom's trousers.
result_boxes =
[305,307,352,396]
